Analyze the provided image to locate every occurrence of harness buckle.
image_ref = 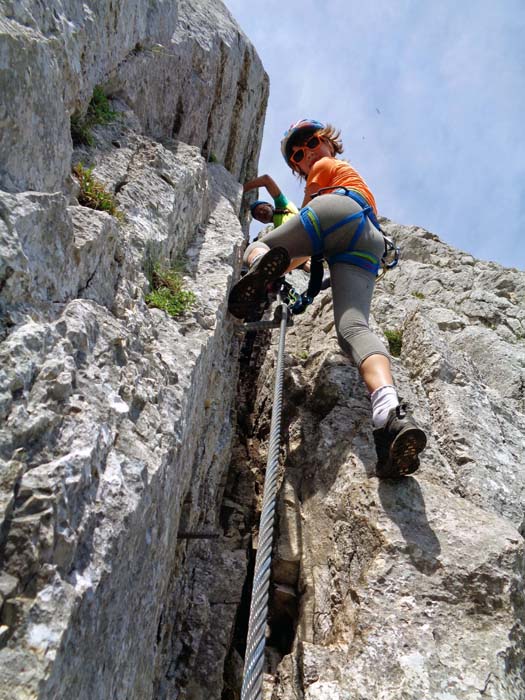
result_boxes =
[382,235,400,270]
[376,235,400,280]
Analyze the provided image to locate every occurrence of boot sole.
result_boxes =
[379,427,427,479]
[228,247,290,319]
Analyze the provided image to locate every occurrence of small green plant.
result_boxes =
[384,329,403,358]
[208,152,219,163]
[145,263,196,318]
[73,163,124,220]
[411,291,425,300]
[150,43,178,58]
[87,86,117,124]
[70,114,94,146]
[298,350,309,360]
[71,85,117,146]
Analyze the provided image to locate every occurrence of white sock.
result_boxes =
[370,385,399,428]
[248,253,264,268]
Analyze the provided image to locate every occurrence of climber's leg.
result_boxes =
[329,260,426,477]
[329,261,388,367]
[228,246,290,319]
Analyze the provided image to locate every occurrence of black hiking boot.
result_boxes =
[373,403,427,478]
[228,247,290,320]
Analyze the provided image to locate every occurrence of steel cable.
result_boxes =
[240,298,289,700]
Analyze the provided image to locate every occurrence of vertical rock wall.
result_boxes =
[2,1,524,699]
[0,1,268,698]
[0,0,267,193]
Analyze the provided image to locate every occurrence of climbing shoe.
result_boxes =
[228,247,290,320]
[373,403,427,478]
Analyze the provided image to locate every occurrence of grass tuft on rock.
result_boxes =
[71,85,118,146]
[146,263,196,318]
[73,163,124,220]
[384,329,403,357]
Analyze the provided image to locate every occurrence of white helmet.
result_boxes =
[280,119,325,165]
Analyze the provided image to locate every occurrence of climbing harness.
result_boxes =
[298,186,399,293]
[251,187,399,319]
[237,291,290,700]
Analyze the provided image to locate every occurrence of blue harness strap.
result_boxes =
[336,188,383,231]
[299,206,324,256]
[326,189,381,275]
[329,251,381,275]
[289,184,398,316]
[300,187,381,275]
[298,187,384,276]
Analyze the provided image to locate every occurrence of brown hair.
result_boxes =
[318,124,344,155]
[290,123,344,180]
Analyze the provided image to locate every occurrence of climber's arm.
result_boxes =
[243,174,282,199]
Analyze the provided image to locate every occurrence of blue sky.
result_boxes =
[224,0,525,269]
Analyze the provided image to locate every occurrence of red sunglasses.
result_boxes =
[290,135,321,164]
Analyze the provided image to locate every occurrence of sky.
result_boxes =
[223,0,525,270]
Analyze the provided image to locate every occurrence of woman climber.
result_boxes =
[228,119,427,478]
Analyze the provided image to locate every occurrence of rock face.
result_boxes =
[250,222,525,699]
[0,1,268,699]
[0,0,267,193]
[1,1,525,699]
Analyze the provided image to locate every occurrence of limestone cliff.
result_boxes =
[1,1,524,700]
[0,1,266,698]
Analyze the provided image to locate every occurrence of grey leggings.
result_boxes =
[244,193,390,367]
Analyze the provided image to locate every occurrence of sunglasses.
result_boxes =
[290,135,321,164]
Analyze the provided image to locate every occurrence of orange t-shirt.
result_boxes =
[306,157,378,215]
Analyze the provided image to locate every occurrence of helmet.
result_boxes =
[281,119,325,165]
[249,199,273,215]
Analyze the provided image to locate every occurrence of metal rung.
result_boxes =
[234,305,294,334]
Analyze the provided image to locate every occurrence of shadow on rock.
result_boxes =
[378,477,442,575]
